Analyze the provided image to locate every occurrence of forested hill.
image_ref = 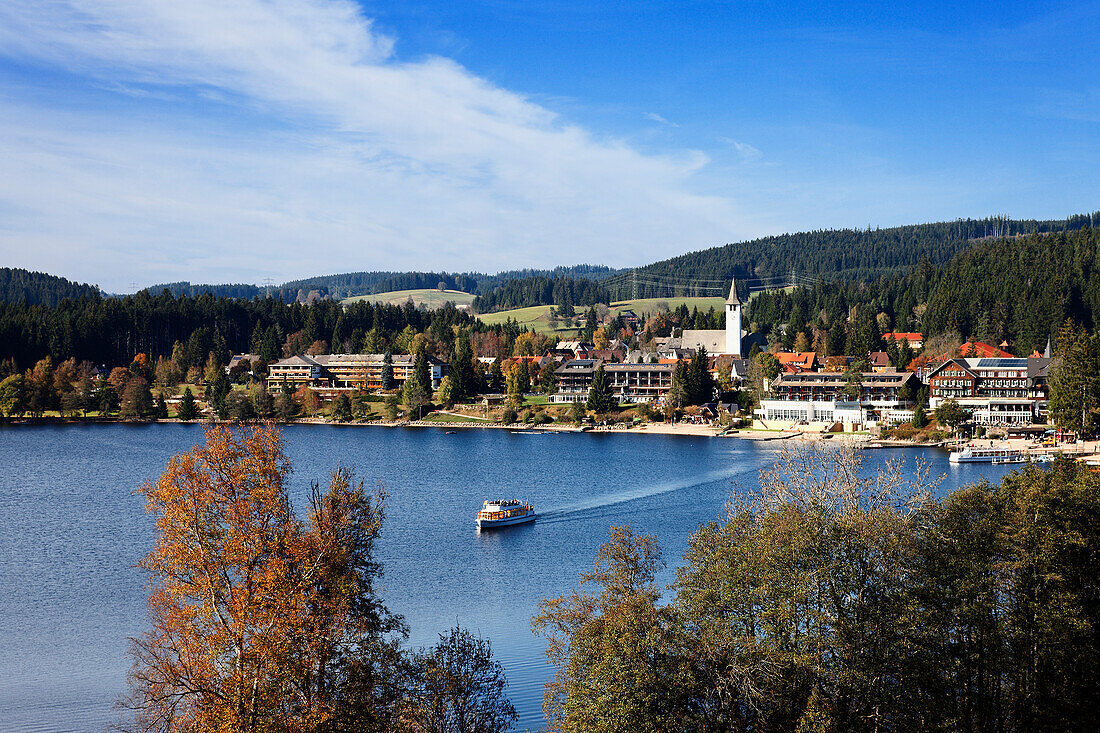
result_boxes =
[145,265,622,302]
[746,225,1100,356]
[471,276,610,313]
[602,213,1100,300]
[146,282,265,300]
[280,264,621,300]
[0,268,100,306]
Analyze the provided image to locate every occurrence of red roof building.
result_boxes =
[958,342,1013,358]
[775,351,817,373]
[885,332,924,348]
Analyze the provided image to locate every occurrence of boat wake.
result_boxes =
[538,464,750,522]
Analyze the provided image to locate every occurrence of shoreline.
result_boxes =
[0,415,857,441]
[5,417,1097,460]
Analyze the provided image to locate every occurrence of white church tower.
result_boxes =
[725,279,741,357]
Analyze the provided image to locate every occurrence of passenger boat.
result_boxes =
[476,499,536,529]
[949,445,1025,464]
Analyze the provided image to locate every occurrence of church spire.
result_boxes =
[726,279,740,305]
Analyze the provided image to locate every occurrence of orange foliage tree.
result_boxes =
[121,424,407,732]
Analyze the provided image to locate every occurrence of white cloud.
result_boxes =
[718,137,763,161]
[0,0,752,290]
[645,112,677,126]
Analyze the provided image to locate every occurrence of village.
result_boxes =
[216,279,1092,457]
[6,275,1092,461]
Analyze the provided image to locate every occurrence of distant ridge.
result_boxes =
[600,212,1100,300]
[14,211,1100,308]
[144,213,1099,306]
[144,265,623,301]
[0,267,100,306]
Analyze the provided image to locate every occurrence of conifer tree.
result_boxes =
[176,387,197,421]
[381,351,394,391]
[413,345,430,394]
[586,364,615,414]
[333,393,354,422]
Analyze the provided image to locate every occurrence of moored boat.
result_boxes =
[950,445,1024,464]
[476,499,536,529]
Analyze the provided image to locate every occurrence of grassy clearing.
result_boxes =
[474,304,563,331]
[341,289,476,309]
[474,295,765,334]
[423,412,491,423]
[609,296,725,314]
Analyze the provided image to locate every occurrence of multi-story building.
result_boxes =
[756,371,919,425]
[769,371,918,406]
[925,356,1050,424]
[606,363,675,403]
[885,332,924,349]
[551,359,600,403]
[550,358,675,404]
[266,353,448,393]
[266,354,325,389]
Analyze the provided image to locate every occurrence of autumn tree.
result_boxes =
[407,627,517,733]
[251,384,275,419]
[295,385,322,417]
[438,375,458,409]
[506,360,530,396]
[119,377,154,419]
[274,392,297,422]
[671,442,939,732]
[226,390,256,421]
[534,526,689,732]
[155,356,182,391]
[0,373,25,417]
[24,356,56,416]
[333,393,354,422]
[121,426,410,733]
[935,398,971,435]
[203,351,223,384]
[537,362,557,394]
[403,378,429,420]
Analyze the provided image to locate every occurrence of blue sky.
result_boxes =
[0,1,1097,291]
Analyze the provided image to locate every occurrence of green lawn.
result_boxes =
[423,412,492,423]
[609,296,725,315]
[341,289,476,309]
[474,295,761,334]
[475,304,565,332]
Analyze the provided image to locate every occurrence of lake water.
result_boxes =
[0,424,1022,732]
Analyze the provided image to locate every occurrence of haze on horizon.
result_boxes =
[0,1,1097,292]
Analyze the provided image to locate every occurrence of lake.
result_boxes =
[0,424,1022,732]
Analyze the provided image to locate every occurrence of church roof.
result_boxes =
[726,279,740,305]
